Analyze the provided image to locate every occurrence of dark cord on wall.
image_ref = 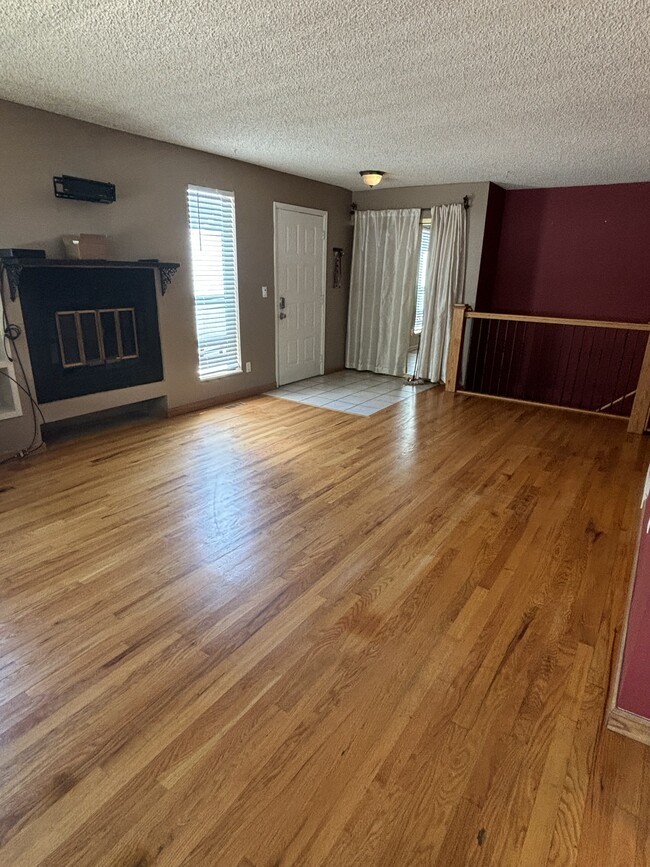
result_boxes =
[0,265,46,465]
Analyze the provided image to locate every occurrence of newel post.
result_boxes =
[445,304,469,393]
[628,332,650,434]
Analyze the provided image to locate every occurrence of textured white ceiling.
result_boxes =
[1,0,648,191]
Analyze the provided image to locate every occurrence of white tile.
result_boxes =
[325,400,360,412]
[370,385,401,395]
[347,405,378,416]
[324,388,352,398]
[371,395,403,406]
[352,389,386,400]
[357,399,395,410]
[277,394,310,403]
[302,395,334,406]
[267,370,435,415]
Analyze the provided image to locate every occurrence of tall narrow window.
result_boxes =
[187,185,242,379]
[413,223,430,335]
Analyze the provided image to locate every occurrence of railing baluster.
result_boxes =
[623,332,640,415]
[505,320,517,398]
[588,328,607,411]
[547,324,555,404]
[488,320,501,393]
[567,327,586,409]
[495,321,509,396]
[531,322,545,403]
[612,329,629,415]
[559,325,576,406]
[553,326,568,405]
[601,328,622,414]
[470,318,482,391]
[480,320,492,393]
[578,328,596,409]
[518,323,529,401]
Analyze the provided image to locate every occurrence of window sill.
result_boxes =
[199,368,243,382]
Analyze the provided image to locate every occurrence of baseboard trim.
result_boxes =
[607,706,650,747]
[605,492,646,747]
[167,383,276,417]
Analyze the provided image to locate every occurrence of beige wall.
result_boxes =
[0,100,352,454]
[354,181,491,307]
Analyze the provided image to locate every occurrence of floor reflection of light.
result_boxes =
[195,439,291,577]
[396,402,420,467]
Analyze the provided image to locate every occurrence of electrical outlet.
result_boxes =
[245,361,252,373]
[261,286,268,298]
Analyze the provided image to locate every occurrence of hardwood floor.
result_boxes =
[1,388,650,866]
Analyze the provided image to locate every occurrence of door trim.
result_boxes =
[273,202,328,387]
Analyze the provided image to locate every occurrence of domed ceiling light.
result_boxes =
[359,170,385,188]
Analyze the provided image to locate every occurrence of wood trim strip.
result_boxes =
[458,389,627,421]
[606,479,646,738]
[606,555,641,724]
[445,304,469,393]
[465,311,650,331]
[607,707,650,748]
[628,334,650,433]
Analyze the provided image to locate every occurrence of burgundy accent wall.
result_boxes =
[475,182,506,311]
[465,181,650,413]
[487,182,650,322]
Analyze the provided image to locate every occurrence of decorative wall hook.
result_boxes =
[333,248,344,290]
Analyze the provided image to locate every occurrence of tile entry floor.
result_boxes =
[265,369,436,416]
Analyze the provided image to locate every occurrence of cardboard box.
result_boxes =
[62,234,108,260]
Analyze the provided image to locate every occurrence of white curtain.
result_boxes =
[346,208,421,376]
[415,203,467,383]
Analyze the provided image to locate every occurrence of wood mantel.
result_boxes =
[0,257,181,301]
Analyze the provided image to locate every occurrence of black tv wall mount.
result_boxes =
[53,175,116,204]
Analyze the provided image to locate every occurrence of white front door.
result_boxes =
[274,203,327,386]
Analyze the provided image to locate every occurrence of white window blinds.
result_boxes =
[187,185,242,379]
[414,224,430,335]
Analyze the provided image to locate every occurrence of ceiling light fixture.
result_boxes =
[359,170,385,189]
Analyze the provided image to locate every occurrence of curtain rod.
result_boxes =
[421,196,471,212]
[350,196,471,217]
[420,197,470,225]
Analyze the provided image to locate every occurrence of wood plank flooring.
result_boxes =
[1,388,650,866]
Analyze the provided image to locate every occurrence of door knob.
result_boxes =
[279,311,287,319]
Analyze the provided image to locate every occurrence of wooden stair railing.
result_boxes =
[445,305,650,435]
